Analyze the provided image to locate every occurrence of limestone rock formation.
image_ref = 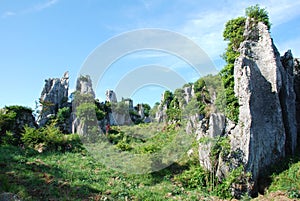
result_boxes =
[37,72,69,126]
[106,90,117,103]
[294,58,300,145]
[72,75,96,135]
[155,93,168,123]
[195,19,299,197]
[76,75,95,98]
[197,113,225,171]
[225,19,297,194]
[183,85,194,104]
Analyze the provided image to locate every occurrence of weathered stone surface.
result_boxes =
[280,50,297,154]
[76,75,95,98]
[72,75,96,135]
[37,72,69,126]
[294,58,300,146]
[106,90,117,103]
[227,19,297,193]
[155,93,168,123]
[198,113,225,171]
[183,85,194,105]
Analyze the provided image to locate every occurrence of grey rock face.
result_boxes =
[76,75,95,98]
[229,19,296,190]
[38,72,69,126]
[106,90,117,103]
[198,113,225,171]
[155,93,168,123]
[182,85,194,106]
[280,50,297,155]
[72,75,96,135]
[294,58,300,145]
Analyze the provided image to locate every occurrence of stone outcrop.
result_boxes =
[197,113,226,171]
[37,72,69,126]
[182,85,195,106]
[294,58,300,145]
[155,93,168,123]
[218,19,297,195]
[195,19,299,197]
[106,90,117,103]
[72,75,96,135]
[76,75,95,98]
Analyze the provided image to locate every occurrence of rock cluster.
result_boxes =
[37,72,69,126]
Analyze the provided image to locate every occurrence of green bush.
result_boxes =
[245,4,271,30]
[269,161,300,198]
[21,124,82,152]
[175,165,209,189]
[0,105,34,145]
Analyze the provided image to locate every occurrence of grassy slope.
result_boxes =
[0,123,299,200]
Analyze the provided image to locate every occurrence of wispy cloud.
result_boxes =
[262,0,300,27]
[1,11,16,18]
[180,0,300,66]
[181,8,242,64]
[2,0,59,18]
[33,0,59,12]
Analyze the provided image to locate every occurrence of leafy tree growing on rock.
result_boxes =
[219,4,270,122]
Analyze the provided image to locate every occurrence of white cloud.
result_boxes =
[33,0,59,11]
[180,1,300,66]
[181,8,241,62]
[261,0,300,27]
[1,11,16,18]
[2,0,59,18]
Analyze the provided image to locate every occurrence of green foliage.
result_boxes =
[223,17,246,51]
[149,102,160,118]
[76,102,104,122]
[175,165,209,189]
[21,124,83,152]
[269,161,300,198]
[219,16,246,122]
[194,78,206,92]
[245,4,271,30]
[162,90,173,107]
[219,5,271,122]
[215,166,246,199]
[142,103,151,117]
[56,107,71,123]
[0,105,35,145]
[166,98,182,121]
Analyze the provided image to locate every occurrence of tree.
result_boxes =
[218,5,271,122]
[245,4,271,30]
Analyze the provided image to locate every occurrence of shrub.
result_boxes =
[21,124,82,152]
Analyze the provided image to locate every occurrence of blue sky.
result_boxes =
[1,0,300,108]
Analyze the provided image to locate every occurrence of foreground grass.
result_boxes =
[1,121,299,200]
[0,144,209,200]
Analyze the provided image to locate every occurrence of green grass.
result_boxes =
[268,160,300,198]
[1,122,300,200]
[0,143,207,200]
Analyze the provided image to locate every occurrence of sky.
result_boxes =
[1,0,300,109]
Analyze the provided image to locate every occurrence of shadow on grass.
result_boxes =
[257,149,300,195]
[0,145,102,201]
[150,162,190,183]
